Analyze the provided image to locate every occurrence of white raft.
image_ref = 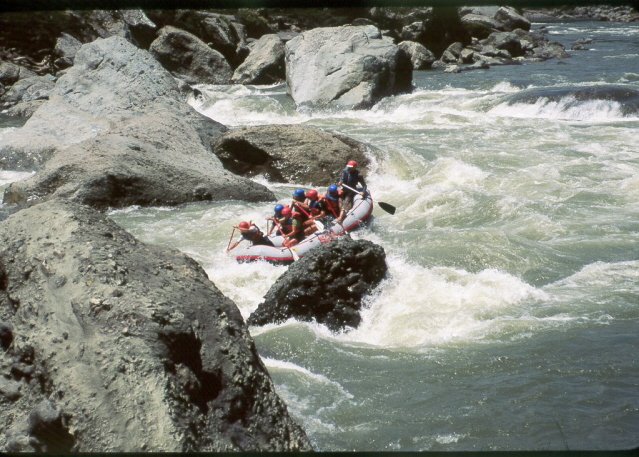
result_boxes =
[235,192,374,263]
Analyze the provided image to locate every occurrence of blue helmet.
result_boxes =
[328,184,338,194]
[274,204,284,213]
[293,188,305,198]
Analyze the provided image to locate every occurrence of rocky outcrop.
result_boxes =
[522,6,639,23]
[247,236,387,332]
[1,36,274,207]
[53,33,83,69]
[149,26,233,85]
[0,76,55,106]
[212,124,370,185]
[0,199,312,452]
[231,34,285,84]
[459,6,530,39]
[284,25,412,110]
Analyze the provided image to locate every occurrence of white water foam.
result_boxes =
[488,97,634,122]
[337,255,548,348]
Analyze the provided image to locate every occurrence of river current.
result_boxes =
[2,22,639,451]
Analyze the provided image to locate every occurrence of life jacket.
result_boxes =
[342,168,366,193]
[247,226,264,244]
[322,190,342,216]
[308,199,323,216]
[291,198,310,222]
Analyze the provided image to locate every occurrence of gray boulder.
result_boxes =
[247,236,387,332]
[482,32,525,58]
[149,26,232,85]
[231,34,285,85]
[398,41,436,70]
[4,100,46,118]
[495,6,531,32]
[54,32,83,68]
[0,199,312,452]
[1,36,274,207]
[460,13,504,39]
[285,25,412,110]
[533,41,570,60]
[212,124,370,185]
[0,62,37,87]
[0,76,54,105]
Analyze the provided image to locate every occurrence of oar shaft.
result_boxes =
[226,227,236,250]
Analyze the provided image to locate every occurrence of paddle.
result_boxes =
[292,200,325,231]
[226,227,236,251]
[341,183,396,215]
[273,218,300,261]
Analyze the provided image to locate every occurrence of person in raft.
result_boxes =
[322,184,345,222]
[227,221,274,251]
[305,189,328,231]
[338,159,367,213]
[266,203,287,236]
[279,206,305,247]
[291,188,319,236]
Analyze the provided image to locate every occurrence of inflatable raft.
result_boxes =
[235,192,374,263]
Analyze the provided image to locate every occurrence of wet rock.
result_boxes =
[149,26,232,85]
[0,199,312,452]
[285,25,413,110]
[212,124,370,185]
[232,34,285,84]
[248,237,387,332]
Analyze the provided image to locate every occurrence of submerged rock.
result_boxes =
[212,124,370,185]
[0,199,312,452]
[285,25,412,109]
[248,237,387,332]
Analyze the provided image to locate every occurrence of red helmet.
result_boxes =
[281,207,292,216]
[238,221,250,229]
[346,160,358,168]
[306,189,318,200]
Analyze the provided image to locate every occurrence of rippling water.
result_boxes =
[3,22,639,451]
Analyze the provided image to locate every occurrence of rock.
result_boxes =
[533,41,571,60]
[4,100,45,118]
[27,400,74,452]
[231,34,285,85]
[481,32,525,58]
[459,48,475,63]
[0,62,37,86]
[0,76,54,105]
[0,199,312,452]
[494,6,531,32]
[460,14,504,39]
[212,124,370,185]
[0,377,21,401]
[444,65,462,74]
[0,322,13,349]
[248,237,387,332]
[400,21,427,42]
[285,25,412,110]
[398,41,436,70]
[1,36,274,207]
[149,26,232,85]
[53,32,83,69]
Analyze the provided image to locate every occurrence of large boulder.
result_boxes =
[1,36,274,207]
[0,76,55,106]
[231,34,285,85]
[0,62,37,87]
[481,32,525,58]
[0,199,312,452]
[398,41,437,70]
[53,32,83,69]
[494,6,531,32]
[284,25,412,110]
[460,13,505,39]
[247,237,387,332]
[149,26,232,85]
[212,124,370,185]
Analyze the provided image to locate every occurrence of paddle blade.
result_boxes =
[378,201,396,215]
[314,220,325,231]
[290,246,300,261]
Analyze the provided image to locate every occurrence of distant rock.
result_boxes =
[398,41,436,70]
[1,36,274,207]
[494,7,531,32]
[248,236,387,332]
[285,25,412,109]
[231,34,285,84]
[481,32,525,58]
[53,32,83,69]
[149,26,233,85]
[460,14,504,39]
[0,199,313,452]
[212,124,371,186]
[0,62,37,87]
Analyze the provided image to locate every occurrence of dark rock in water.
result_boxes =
[149,26,233,85]
[504,85,639,116]
[2,36,274,207]
[248,237,387,332]
[232,34,285,85]
[0,199,312,452]
[213,124,370,186]
[481,31,525,58]
[285,25,413,110]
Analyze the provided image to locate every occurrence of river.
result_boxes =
[2,21,639,451]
